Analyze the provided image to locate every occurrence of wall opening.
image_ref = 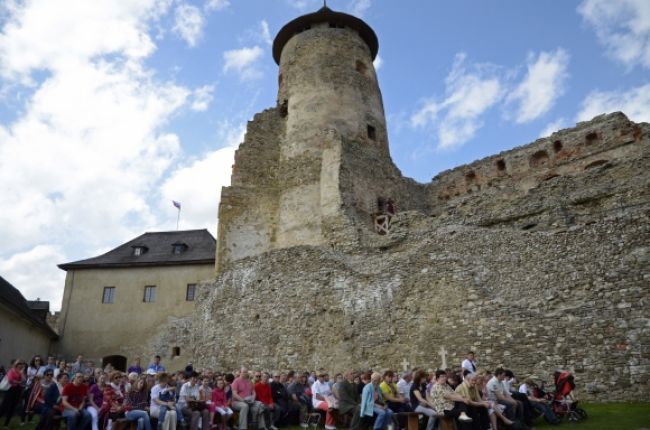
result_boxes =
[464,170,477,182]
[102,355,127,372]
[553,140,563,152]
[329,22,345,29]
[529,150,549,168]
[367,124,376,141]
[522,223,537,230]
[585,132,598,145]
[496,159,506,171]
[279,99,288,118]
[356,60,369,77]
[172,347,180,357]
[585,159,609,170]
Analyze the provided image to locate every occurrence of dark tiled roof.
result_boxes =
[58,229,216,270]
[272,6,379,64]
[0,277,58,339]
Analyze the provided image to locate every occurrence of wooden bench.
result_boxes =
[396,412,421,430]
[439,416,456,430]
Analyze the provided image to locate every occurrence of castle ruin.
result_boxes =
[152,7,650,401]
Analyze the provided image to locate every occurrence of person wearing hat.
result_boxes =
[311,371,336,430]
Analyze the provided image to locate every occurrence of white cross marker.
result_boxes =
[400,358,410,371]
[438,346,448,369]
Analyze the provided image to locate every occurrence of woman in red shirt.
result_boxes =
[0,360,26,426]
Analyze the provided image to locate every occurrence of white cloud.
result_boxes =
[411,53,504,149]
[348,0,371,16]
[285,0,318,10]
[508,49,570,123]
[577,83,650,123]
[539,118,569,138]
[205,0,230,12]
[0,245,66,310]
[161,122,244,234]
[260,20,272,46]
[191,84,215,111]
[578,0,650,70]
[223,46,263,80]
[0,0,195,305]
[373,54,383,70]
[173,3,204,47]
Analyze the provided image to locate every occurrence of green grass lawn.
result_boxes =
[6,403,650,430]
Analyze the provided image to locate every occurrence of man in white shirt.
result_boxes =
[487,369,521,422]
[461,352,477,376]
[179,372,210,430]
[396,371,412,407]
[312,372,336,430]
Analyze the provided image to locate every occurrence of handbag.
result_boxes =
[0,375,10,391]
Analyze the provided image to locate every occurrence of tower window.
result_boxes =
[367,124,376,141]
[496,159,506,171]
[172,347,180,357]
[102,287,115,304]
[329,22,345,29]
[186,284,196,301]
[143,285,156,303]
[553,140,563,152]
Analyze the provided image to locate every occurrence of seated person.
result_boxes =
[287,372,310,425]
[210,377,233,430]
[150,373,178,430]
[231,367,267,430]
[360,373,393,430]
[410,371,437,430]
[311,372,337,430]
[428,370,473,429]
[255,372,280,430]
[178,372,210,430]
[337,370,361,430]
[61,372,92,430]
[454,373,490,430]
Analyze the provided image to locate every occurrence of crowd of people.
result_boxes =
[0,351,560,430]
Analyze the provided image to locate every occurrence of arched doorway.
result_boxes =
[102,355,127,372]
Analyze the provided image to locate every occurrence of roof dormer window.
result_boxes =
[132,246,148,256]
[172,242,188,255]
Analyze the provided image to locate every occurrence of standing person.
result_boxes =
[38,357,57,376]
[0,359,26,428]
[61,372,92,430]
[54,360,68,379]
[311,371,336,430]
[231,367,267,430]
[148,356,166,374]
[428,370,473,429]
[461,353,477,377]
[410,370,437,430]
[71,356,87,375]
[128,358,144,376]
[360,373,393,430]
[150,373,177,430]
[178,372,210,430]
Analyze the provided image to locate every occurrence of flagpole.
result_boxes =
[176,207,181,230]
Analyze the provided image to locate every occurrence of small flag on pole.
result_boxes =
[172,200,181,209]
[172,200,181,230]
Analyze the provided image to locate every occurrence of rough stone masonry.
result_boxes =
[152,7,650,401]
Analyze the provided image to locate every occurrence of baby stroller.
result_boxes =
[548,371,587,422]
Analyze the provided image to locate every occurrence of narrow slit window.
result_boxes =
[367,124,376,140]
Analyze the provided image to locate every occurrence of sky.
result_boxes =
[0,0,649,311]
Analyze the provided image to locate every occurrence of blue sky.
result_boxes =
[0,0,648,309]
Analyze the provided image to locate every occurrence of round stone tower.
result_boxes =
[216,6,425,270]
[273,6,387,156]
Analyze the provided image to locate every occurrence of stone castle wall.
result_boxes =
[185,112,650,401]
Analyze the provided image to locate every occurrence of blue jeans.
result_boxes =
[372,406,393,430]
[126,410,152,430]
[63,408,92,430]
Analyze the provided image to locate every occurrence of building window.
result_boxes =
[172,346,181,357]
[172,243,187,255]
[186,284,196,301]
[132,246,147,256]
[102,287,115,304]
[143,285,156,303]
